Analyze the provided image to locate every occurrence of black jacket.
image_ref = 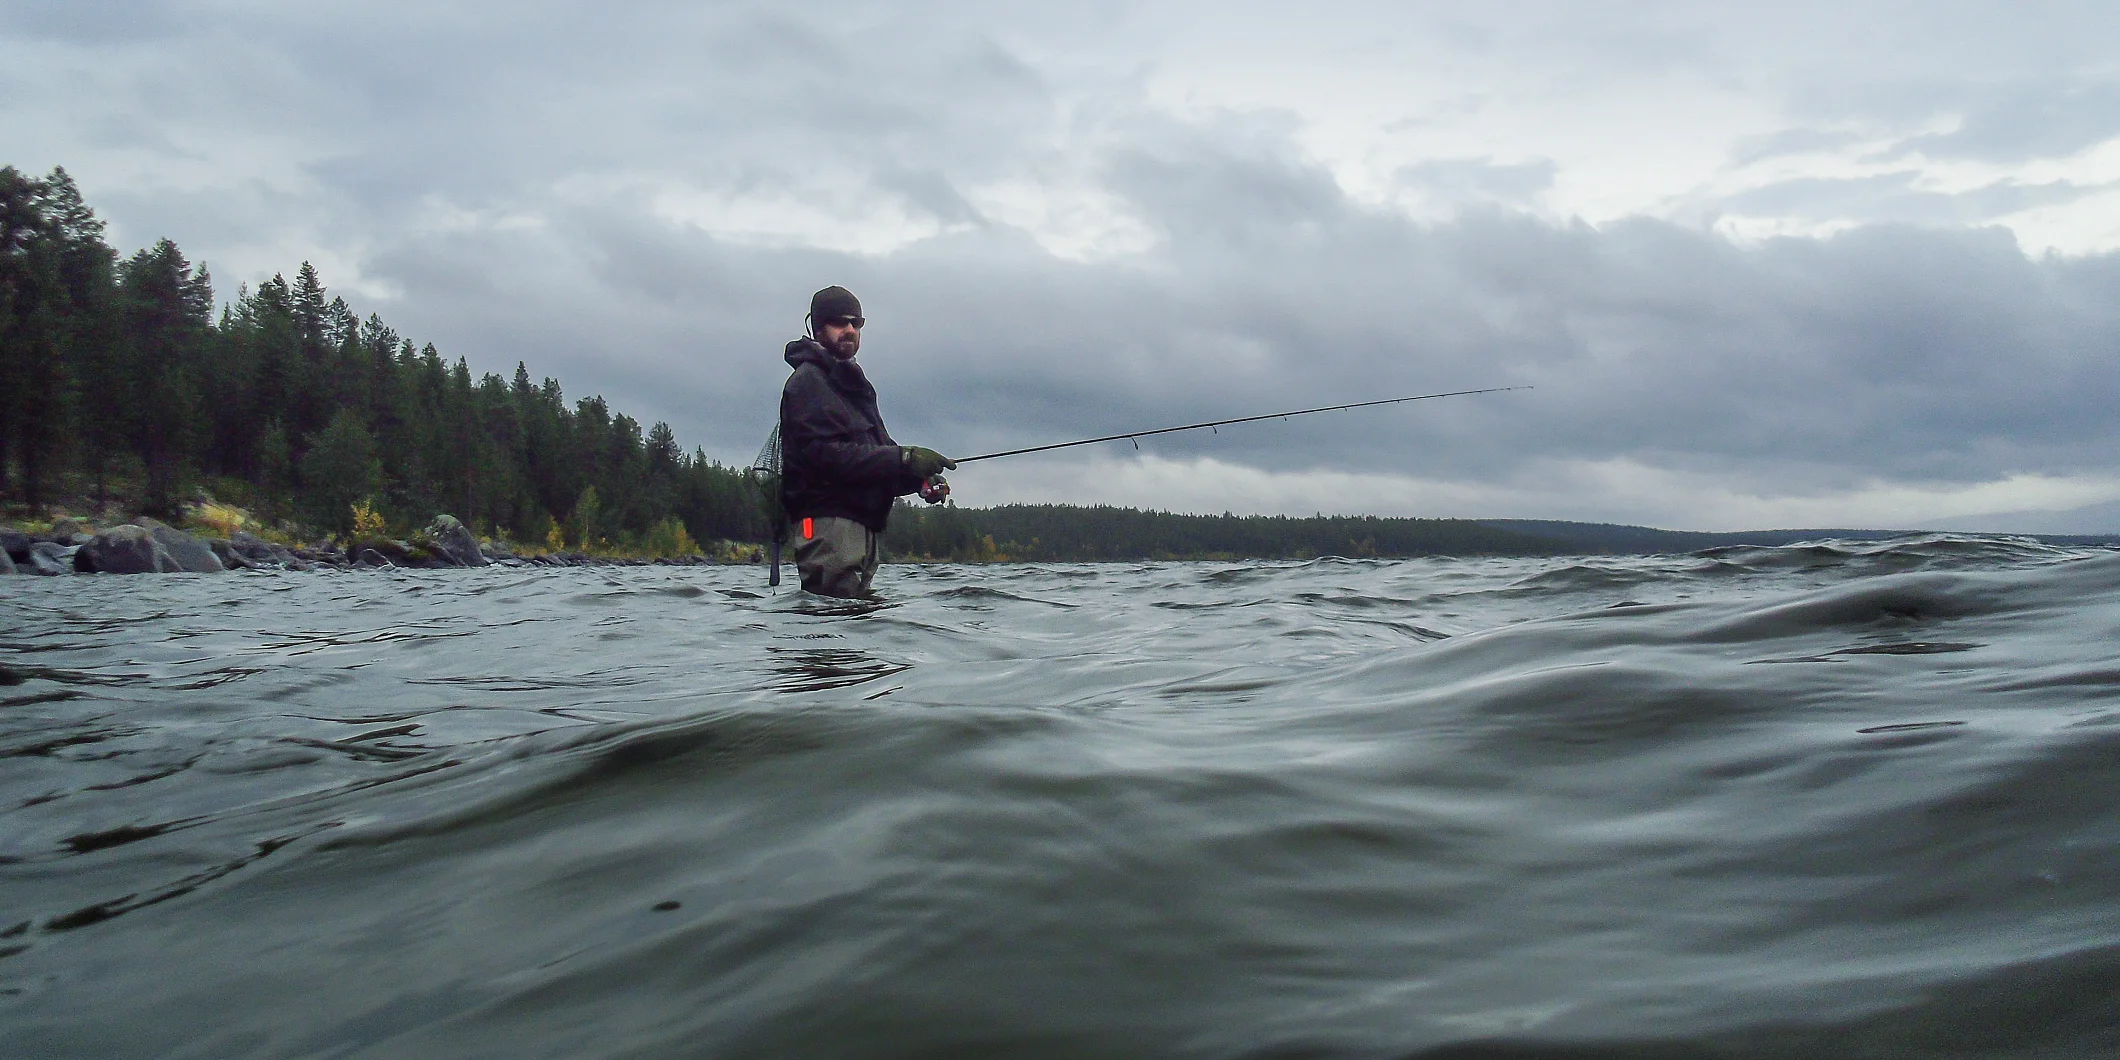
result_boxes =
[779,338,924,532]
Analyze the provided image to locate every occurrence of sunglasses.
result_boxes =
[824,316,865,329]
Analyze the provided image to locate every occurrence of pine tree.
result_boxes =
[116,238,213,514]
[41,168,119,505]
[643,420,680,531]
[0,165,50,502]
[289,263,330,439]
[255,419,292,519]
[300,407,382,535]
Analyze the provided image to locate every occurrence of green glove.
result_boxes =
[902,446,957,478]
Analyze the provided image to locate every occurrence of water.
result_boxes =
[4,537,2120,1058]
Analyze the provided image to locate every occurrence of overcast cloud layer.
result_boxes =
[7,1,2120,531]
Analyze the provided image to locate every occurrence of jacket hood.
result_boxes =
[784,337,832,370]
[785,337,873,400]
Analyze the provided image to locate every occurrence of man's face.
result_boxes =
[817,317,863,359]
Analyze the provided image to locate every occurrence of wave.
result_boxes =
[6,544,2120,1056]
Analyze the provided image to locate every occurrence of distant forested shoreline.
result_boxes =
[881,510,2117,562]
[881,505,1568,560]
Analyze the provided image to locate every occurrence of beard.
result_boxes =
[823,333,860,359]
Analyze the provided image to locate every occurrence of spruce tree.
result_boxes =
[116,238,213,514]
[43,168,120,505]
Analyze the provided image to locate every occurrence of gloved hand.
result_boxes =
[919,476,951,505]
[901,446,956,478]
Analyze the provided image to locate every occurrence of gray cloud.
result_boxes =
[0,0,180,43]
[9,1,2120,529]
[1717,172,2109,225]
[1728,128,1870,167]
[1395,158,1556,205]
[1899,80,2120,163]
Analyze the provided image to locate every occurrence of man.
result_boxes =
[779,285,955,598]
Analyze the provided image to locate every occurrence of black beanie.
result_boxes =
[809,285,863,324]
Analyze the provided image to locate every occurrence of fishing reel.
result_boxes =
[918,475,950,505]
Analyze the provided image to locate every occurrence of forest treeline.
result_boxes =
[883,505,1567,561]
[0,165,767,550]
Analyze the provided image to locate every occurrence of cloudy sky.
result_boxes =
[7,1,2120,531]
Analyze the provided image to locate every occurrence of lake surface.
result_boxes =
[5,537,2120,1058]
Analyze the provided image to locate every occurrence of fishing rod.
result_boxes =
[748,384,1525,587]
[953,386,1531,463]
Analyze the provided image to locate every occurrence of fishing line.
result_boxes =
[953,386,1531,463]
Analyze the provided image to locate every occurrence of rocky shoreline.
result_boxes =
[1,514,751,576]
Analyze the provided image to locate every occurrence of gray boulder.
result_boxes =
[0,548,14,575]
[294,546,344,569]
[0,528,28,563]
[27,542,74,576]
[77,525,180,574]
[135,518,223,573]
[228,531,290,563]
[209,539,257,570]
[355,538,414,565]
[423,515,488,567]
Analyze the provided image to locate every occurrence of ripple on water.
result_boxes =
[2,546,2119,1057]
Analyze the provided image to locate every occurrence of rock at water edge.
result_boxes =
[229,531,294,565]
[0,528,29,563]
[424,514,488,567]
[25,542,73,576]
[0,548,14,575]
[77,526,181,574]
[134,518,223,573]
[209,539,256,570]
